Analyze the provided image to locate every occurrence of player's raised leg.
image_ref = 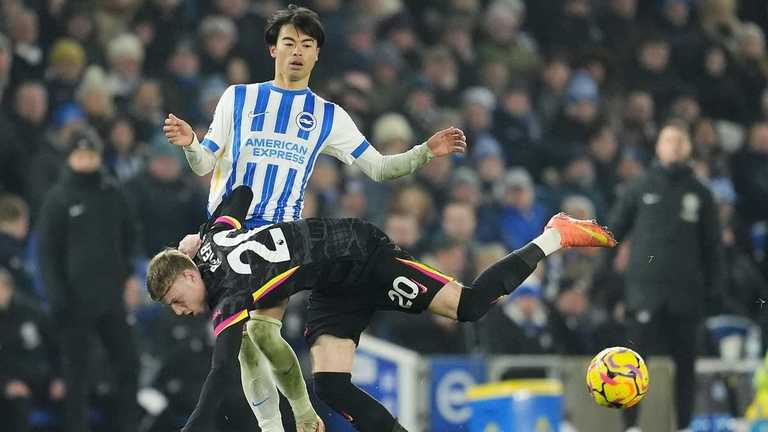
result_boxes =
[428,212,616,320]
[310,335,407,432]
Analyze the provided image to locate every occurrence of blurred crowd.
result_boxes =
[2,0,768,430]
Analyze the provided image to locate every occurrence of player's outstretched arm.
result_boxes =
[163,113,216,176]
[182,321,244,432]
[353,127,467,182]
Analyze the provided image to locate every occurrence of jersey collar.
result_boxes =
[265,81,311,95]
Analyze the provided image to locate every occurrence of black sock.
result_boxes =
[314,372,396,432]
[456,244,543,322]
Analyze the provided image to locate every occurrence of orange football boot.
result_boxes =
[545,212,617,248]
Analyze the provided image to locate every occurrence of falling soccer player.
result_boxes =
[147,186,617,432]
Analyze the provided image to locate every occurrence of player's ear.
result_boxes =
[269,45,277,58]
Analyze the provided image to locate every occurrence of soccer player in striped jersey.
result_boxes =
[162,5,463,430]
[149,186,617,432]
[164,5,466,229]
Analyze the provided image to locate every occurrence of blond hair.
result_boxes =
[146,249,197,301]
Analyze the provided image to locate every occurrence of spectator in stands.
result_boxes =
[389,313,471,355]
[0,35,23,196]
[731,123,768,231]
[493,81,543,173]
[736,23,768,123]
[711,178,768,324]
[534,54,571,130]
[125,142,204,256]
[546,0,602,54]
[587,124,620,207]
[549,70,601,152]
[449,167,482,209]
[626,35,684,112]
[384,212,426,259]
[695,44,747,123]
[479,277,556,355]
[37,127,140,432]
[128,79,165,143]
[105,116,144,182]
[198,15,238,81]
[0,195,34,298]
[598,0,642,64]
[619,90,657,163]
[46,38,86,111]
[8,8,44,83]
[461,86,496,149]
[477,0,539,78]
[657,0,706,76]
[472,135,506,199]
[132,0,193,77]
[76,66,115,134]
[161,40,203,126]
[548,278,595,355]
[0,268,64,432]
[477,167,548,251]
[105,33,145,106]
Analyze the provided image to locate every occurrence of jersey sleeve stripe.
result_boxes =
[273,92,296,134]
[200,138,220,153]
[225,84,247,195]
[213,309,248,336]
[214,215,242,230]
[250,84,271,132]
[293,102,336,220]
[297,94,315,140]
[252,266,301,302]
[395,257,454,285]
[253,163,279,219]
[273,168,298,222]
[351,139,370,159]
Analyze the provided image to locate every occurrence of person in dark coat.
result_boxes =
[0,195,35,298]
[36,127,141,432]
[0,268,64,432]
[124,143,206,257]
[609,121,724,431]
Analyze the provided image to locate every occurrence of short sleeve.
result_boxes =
[321,105,371,165]
[201,85,235,159]
[211,294,250,337]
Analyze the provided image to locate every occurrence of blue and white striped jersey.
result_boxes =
[200,81,371,228]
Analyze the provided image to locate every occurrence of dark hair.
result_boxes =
[264,4,325,48]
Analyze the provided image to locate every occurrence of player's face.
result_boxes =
[270,24,319,83]
[164,269,208,316]
[656,126,691,165]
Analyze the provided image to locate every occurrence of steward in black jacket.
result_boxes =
[35,128,140,432]
[608,122,724,431]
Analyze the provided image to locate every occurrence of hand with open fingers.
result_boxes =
[425,127,468,157]
[163,113,195,147]
[297,416,325,432]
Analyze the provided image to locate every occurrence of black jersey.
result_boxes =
[197,187,385,335]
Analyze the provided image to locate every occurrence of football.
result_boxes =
[586,346,649,409]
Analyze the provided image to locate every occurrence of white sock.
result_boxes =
[531,228,562,256]
[239,337,284,432]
